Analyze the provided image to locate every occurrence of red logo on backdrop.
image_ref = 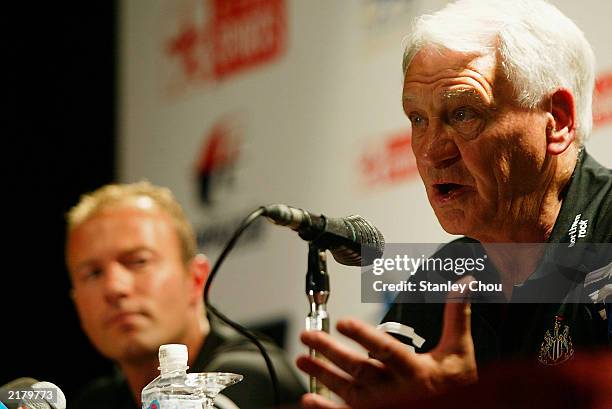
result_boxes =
[192,116,267,250]
[167,0,286,84]
[196,117,242,206]
[593,72,612,128]
[360,129,419,187]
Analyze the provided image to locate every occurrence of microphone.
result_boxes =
[1,378,37,409]
[263,204,385,266]
[0,378,66,409]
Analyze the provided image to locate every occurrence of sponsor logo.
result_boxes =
[193,116,266,251]
[163,0,286,94]
[568,213,589,247]
[195,117,242,206]
[359,129,419,188]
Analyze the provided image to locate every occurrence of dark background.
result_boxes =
[5,1,117,398]
[4,2,288,398]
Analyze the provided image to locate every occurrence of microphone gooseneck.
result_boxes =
[263,204,385,397]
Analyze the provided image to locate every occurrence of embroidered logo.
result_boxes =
[568,213,588,247]
[538,316,574,366]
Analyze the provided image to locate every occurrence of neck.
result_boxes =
[120,313,210,405]
[477,145,580,297]
[482,243,546,299]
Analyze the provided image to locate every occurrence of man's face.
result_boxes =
[67,201,198,362]
[403,47,551,241]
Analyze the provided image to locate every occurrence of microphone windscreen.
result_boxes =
[31,382,66,409]
[0,379,66,409]
[1,378,39,409]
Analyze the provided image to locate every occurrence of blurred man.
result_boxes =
[66,182,305,409]
[296,1,611,408]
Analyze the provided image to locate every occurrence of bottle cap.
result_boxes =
[158,344,188,369]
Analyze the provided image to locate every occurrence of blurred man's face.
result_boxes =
[403,47,551,241]
[67,200,198,363]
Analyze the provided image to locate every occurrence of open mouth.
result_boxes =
[436,183,462,194]
[432,183,469,202]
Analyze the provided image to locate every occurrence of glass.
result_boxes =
[185,372,243,409]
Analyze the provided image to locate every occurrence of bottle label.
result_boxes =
[144,399,160,409]
[143,399,203,409]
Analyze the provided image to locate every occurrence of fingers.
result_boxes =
[438,275,474,354]
[296,355,354,397]
[335,318,418,376]
[445,275,474,303]
[301,393,351,409]
[300,331,386,380]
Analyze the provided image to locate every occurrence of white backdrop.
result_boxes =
[118,0,612,384]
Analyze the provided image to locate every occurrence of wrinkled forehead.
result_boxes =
[402,47,503,107]
[403,88,489,106]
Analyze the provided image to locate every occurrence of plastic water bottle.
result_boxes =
[141,344,203,409]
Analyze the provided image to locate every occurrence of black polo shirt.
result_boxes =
[380,150,612,367]
[72,314,305,409]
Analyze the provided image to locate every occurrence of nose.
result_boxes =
[102,262,134,305]
[418,123,460,169]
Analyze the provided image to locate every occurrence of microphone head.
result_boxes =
[0,380,66,409]
[1,378,38,391]
[327,215,385,266]
[1,378,38,409]
[31,382,66,409]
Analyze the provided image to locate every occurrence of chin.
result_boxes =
[102,335,157,362]
[440,223,467,236]
[435,210,471,236]
[123,342,157,360]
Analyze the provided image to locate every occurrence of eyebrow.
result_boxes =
[403,89,492,108]
[72,246,155,272]
[441,89,489,104]
[71,259,97,277]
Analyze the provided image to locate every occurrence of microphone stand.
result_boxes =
[305,241,330,397]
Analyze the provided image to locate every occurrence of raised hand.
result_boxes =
[296,277,477,409]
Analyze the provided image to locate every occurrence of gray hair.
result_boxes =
[402,0,595,144]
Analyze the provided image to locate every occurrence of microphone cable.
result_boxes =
[203,206,281,407]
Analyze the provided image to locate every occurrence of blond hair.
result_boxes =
[67,181,197,265]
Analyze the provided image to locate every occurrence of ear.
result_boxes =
[187,253,210,301]
[545,88,576,155]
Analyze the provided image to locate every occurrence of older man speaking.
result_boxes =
[296,0,611,408]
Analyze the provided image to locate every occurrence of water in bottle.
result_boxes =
[141,344,203,409]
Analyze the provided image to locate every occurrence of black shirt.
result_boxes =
[381,150,612,367]
[72,314,305,409]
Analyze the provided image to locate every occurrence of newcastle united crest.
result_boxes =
[538,315,574,365]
